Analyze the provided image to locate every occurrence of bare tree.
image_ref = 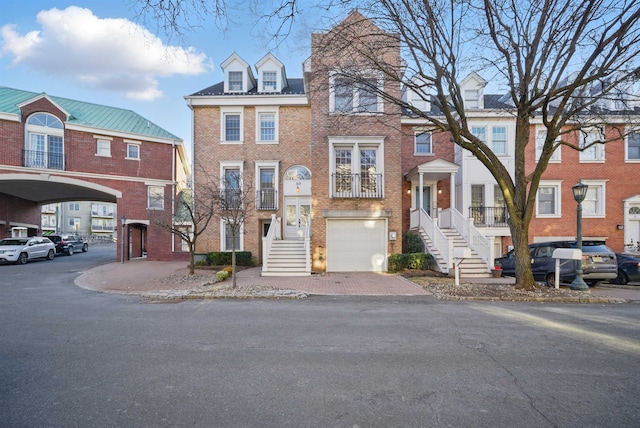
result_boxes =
[137,0,640,289]
[215,169,254,288]
[307,1,640,289]
[149,167,218,275]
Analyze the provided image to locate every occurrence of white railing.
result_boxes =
[411,208,454,272]
[450,208,494,270]
[304,221,311,273]
[262,214,281,273]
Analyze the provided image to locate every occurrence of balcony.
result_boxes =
[331,173,383,198]
[469,206,510,227]
[256,188,277,210]
[23,150,65,170]
[91,224,115,232]
[91,209,115,218]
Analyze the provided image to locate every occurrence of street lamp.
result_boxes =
[571,180,589,290]
[120,215,126,264]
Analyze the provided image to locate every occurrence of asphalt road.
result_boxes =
[1,246,639,427]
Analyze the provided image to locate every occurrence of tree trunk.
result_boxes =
[511,223,537,290]
[188,243,195,276]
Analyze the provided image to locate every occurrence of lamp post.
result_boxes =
[120,215,126,264]
[571,180,589,290]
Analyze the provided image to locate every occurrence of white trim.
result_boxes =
[220,107,244,144]
[255,106,279,144]
[536,180,562,218]
[580,179,607,218]
[185,95,308,107]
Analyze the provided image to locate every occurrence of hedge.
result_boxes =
[388,252,435,273]
[206,251,253,266]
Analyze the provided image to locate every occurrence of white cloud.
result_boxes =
[0,6,212,100]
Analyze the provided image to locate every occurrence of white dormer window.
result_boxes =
[262,71,277,91]
[229,71,243,91]
[464,89,479,109]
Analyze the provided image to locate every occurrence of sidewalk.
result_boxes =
[75,259,640,301]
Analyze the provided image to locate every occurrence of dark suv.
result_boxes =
[48,234,88,256]
[495,240,617,287]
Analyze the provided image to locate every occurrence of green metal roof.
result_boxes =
[0,86,180,141]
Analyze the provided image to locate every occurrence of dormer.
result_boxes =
[221,53,256,93]
[255,53,287,93]
[460,72,487,110]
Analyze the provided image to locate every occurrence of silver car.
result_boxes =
[0,237,56,264]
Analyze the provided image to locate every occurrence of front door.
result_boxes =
[284,197,311,240]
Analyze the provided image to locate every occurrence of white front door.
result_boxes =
[284,197,311,240]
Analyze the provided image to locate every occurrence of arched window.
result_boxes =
[25,113,64,170]
[283,165,311,180]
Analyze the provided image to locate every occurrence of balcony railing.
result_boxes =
[469,206,509,227]
[91,225,115,232]
[91,210,115,218]
[23,150,64,170]
[331,173,383,198]
[256,188,277,210]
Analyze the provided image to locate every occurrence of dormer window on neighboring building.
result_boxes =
[228,71,243,91]
[464,89,479,109]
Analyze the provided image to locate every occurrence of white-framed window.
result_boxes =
[580,128,605,162]
[69,202,80,211]
[536,181,562,217]
[256,107,279,143]
[330,136,384,198]
[535,127,561,162]
[626,129,640,161]
[147,185,165,210]
[96,138,111,157]
[222,221,243,251]
[262,71,277,91]
[464,89,479,109]
[471,126,486,143]
[255,161,279,210]
[492,126,507,155]
[228,71,243,91]
[220,161,244,210]
[220,107,244,144]
[126,141,141,160]
[329,71,383,114]
[414,131,432,155]
[25,112,64,170]
[581,180,607,218]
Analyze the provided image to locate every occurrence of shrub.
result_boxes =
[403,231,424,254]
[223,266,233,274]
[206,251,253,266]
[388,252,435,273]
[216,270,229,281]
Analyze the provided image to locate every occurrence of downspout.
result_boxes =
[171,139,176,253]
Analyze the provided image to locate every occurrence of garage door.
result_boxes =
[326,219,387,272]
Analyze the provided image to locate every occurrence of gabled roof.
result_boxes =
[0,86,181,141]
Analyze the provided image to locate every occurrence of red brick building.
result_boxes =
[0,87,190,262]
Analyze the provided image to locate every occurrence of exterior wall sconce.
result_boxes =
[617,224,624,230]
[406,189,411,194]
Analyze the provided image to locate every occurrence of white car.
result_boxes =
[0,237,56,264]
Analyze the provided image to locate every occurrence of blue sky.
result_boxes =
[0,1,324,154]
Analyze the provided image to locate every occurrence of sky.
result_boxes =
[0,0,325,156]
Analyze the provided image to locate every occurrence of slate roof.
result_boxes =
[0,86,181,141]
[189,78,306,97]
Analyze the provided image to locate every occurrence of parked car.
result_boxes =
[48,234,88,255]
[495,240,618,287]
[613,253,640,285]
[0,237,56,264]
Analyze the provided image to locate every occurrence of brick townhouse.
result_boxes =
[187,10,640,276]
[0,87,190,262]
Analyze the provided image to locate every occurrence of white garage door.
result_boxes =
[326,219,387,272]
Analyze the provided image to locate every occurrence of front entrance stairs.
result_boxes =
[418,228,491,278]
[262,240,311,277]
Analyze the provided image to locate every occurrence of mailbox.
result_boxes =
[552,248,582,260]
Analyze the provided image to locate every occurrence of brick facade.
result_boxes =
[0,92,188,262]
